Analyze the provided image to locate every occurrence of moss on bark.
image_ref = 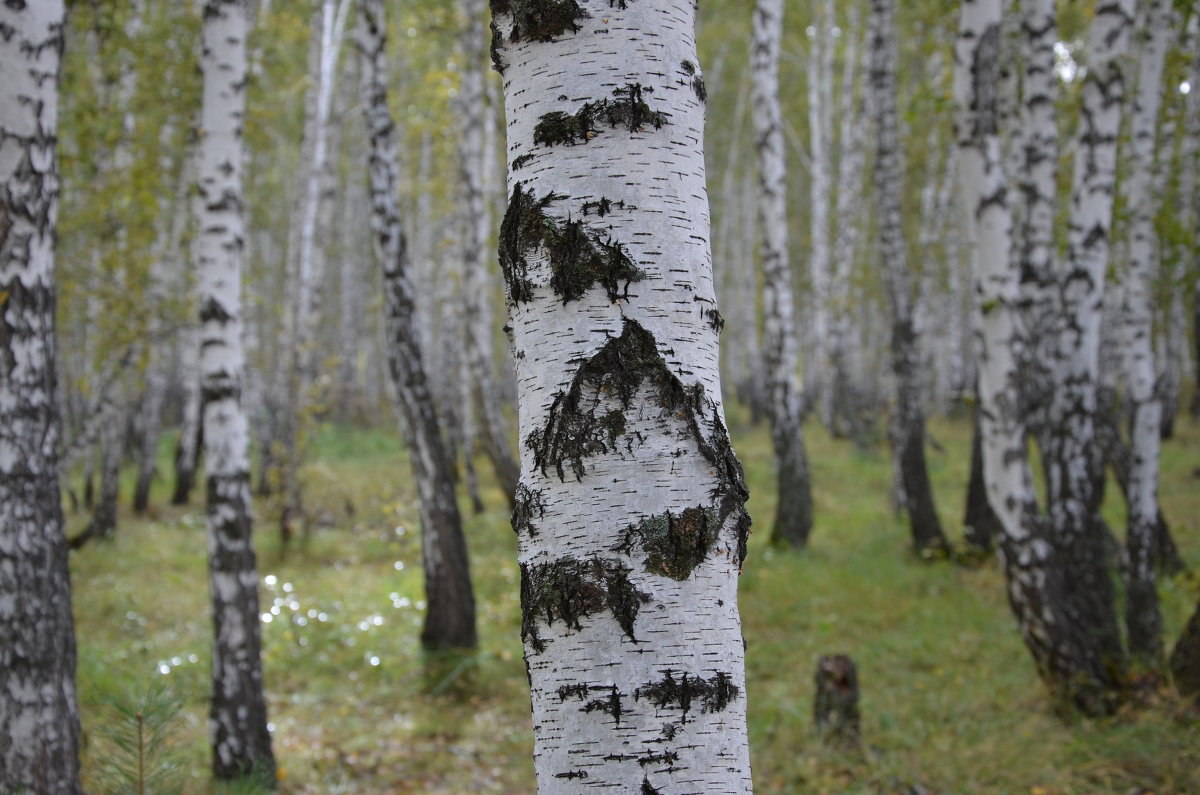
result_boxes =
[520,556,650,654]
[620,506,720,580]
[533,84,668,146]
[498,182,644,306]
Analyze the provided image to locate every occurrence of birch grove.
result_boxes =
[0,3,83,791]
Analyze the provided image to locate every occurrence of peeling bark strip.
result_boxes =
[195,0,276,780]
[358,0,477,649]
[494,0,752,789]
[0,3,83,792]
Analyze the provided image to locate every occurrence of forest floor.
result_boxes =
[67,409,1200,794]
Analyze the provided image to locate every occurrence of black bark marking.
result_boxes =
[528,319,752,564]
[634,669,739,723]
[511,152,536,170]
[498,182,644,306]
[520,557,650,654]
[555,769,589,780]
[620,506,720,580]
[490,0,589,44]
[642,778,663,794]
[511,484,546,536]
[533,83,668,146]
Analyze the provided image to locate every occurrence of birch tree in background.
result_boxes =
[1035,0,1135,708]
[195,0,276,779]
[492,0,753,788]
[357,0,477,650]
[0,3,83,791]
[754,0,815,548]
[867,0,948,556]
[806,0,834,425]
[1119,0,1170,671]
[458,0,520,505]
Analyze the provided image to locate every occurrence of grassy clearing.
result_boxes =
[68,413,1200,793]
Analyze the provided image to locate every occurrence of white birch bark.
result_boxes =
[867,0,947,554]
[829,3,866,441]
[195,0,275,779]
[1015,0,1058,429]
[806,0,834,423]
[492,0,752,789]
[1119,0,1170,669]
[754,0,814,548]
[0,4,82,791]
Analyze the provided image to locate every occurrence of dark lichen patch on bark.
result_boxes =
[498,182,644,307]
[642,778,663,795]
[490,0,589,45]
[580,196,634,217]
[634,670,740,724]
[520,557,650,654]
[533,83,668,146]
[511,153,536,170]
[679,60,706,102]
[555,770,589,780]
[559,682,628,726]
[620,506,720,580]
[511,484,546,536]
[526,319,752,565]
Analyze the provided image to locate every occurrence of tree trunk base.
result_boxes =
[814,654,861,751]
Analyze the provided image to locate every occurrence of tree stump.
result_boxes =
[814,654,861,750]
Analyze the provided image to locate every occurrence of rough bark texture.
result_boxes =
[1119,0,1170,671]
[753,0,814,549]
[0,4,83,791]
[358,0,477,650]
[460,0,521,505]
[196,0,276,780]
[1013,0,1057,435]
[493,0,753,790]
[955,0,1126,716]
[868,0,947,556]
[1037,0,1135,707]
[813,655,860,751]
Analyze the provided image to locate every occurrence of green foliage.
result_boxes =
[86,676,187,795]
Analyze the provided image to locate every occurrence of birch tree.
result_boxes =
[0,3,83,791]
[458,0,521,504]
[491,0,753,789]
[867,0,948,555]
[754,0,815,548]
[955,0,1133,715]
[357,0,477,650]
[806,0,835,425]
[195,0,276,779]
[1119,0,1171,671]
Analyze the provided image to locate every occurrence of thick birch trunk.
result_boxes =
[459,0,520,505]
[868,0,947,556]
[357,0,477,650]
[1119,0,1170,671]
[754,0,815,548]
[955,0,1124,716]
[492,1,753,789]
[1036,0,1135,706]
[0,4,83,791]
[196,0,276,779]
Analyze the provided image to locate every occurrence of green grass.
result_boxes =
[68,412,1200,793]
